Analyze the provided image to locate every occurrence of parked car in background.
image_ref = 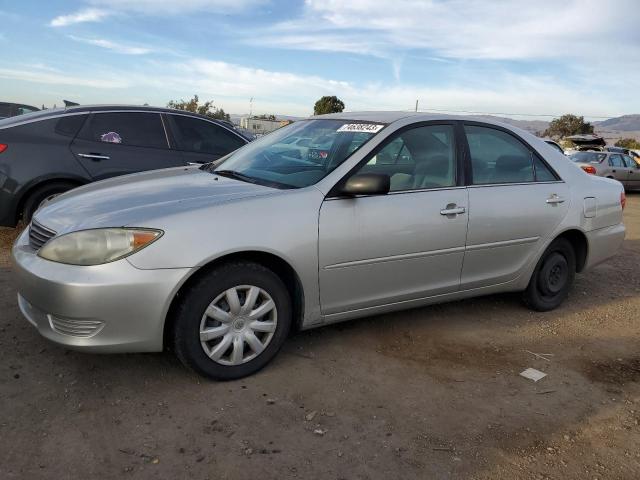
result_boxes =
[544,139,565,154]
[606,146,640,163]
[569,151,640,190]
[0,105,250,226]
[13,112,625,380]
[0,102,39,119]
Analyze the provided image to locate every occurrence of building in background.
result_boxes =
[240,116,283,135]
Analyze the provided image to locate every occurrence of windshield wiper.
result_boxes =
[213,170,258,184]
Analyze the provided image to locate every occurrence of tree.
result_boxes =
[167,94,230,121]
[254,114,276,120]
[542,114,594,140]
[614,138,640,149]
[314,96,345,115]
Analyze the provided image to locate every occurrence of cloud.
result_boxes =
[68,35,153,55]
[50,8,111,27]
[50,0,265,27]
[87,0,266,14]
[1,57,634,118]
[253,0,640,64]
[0,66,129,89]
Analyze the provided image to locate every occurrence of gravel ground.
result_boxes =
[1,194,639,480]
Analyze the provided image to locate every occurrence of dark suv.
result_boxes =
[0,105,249,226]
[0,102,39,119]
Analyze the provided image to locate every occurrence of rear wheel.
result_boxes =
[172,261,292,380]
[22,182,77,222]
[523,238,576,312]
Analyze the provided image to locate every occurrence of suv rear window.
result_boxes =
[78,112,168,149]
[570,152,606,163]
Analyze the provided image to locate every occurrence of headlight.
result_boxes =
[38,228,162,266]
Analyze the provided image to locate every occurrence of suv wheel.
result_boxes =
[22,182,76,223]
[172,261,292,380]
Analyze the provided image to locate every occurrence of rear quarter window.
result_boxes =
[55,114,88,137]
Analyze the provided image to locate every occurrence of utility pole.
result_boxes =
[415,99,419,112]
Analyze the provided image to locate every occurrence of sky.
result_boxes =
[1,0,639,119]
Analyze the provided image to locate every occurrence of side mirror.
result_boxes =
[339,173,390,196]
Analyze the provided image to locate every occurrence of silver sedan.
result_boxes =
[570,151,640,190]
[13,112,626,379]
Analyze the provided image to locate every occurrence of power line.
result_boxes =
[415,107,619,120]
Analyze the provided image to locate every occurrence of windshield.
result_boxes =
[570,152,606,163]
[206,119,384,188]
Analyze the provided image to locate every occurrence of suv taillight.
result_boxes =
[581,165,596,175]
[0,144,7,154]
[621,191,626,211]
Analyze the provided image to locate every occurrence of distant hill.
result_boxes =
[594,115,640,131]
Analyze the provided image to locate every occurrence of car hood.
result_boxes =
[34,166,277,234]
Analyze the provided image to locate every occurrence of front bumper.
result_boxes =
[12,228,191,353]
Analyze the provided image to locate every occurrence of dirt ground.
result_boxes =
[1,194,639,480]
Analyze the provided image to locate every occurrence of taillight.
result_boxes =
[621,191,626,210]
[0,144,7,154]
[581,165,597,175]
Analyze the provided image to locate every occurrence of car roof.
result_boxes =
[311,111,527,130]
[569,151,610,156]
[63,104,232,122]
[0,104,249,138]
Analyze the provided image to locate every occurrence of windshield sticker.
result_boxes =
[336,123,384,134]
[100,131,122,144]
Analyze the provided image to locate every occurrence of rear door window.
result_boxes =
[464,125,534,184]
[168,115,245,155]
[533,157,558,182]
[78,112,168,149]
[609,154,625,168]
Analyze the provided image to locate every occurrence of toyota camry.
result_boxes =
[13,112,626,379]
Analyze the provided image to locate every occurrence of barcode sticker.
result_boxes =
[336,123,384,133]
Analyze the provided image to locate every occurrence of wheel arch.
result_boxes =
[554,228,588,273]
[163,250,305,348]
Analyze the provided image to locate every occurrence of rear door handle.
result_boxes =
[440,206,466,216]
[77,153,110,160]
[546,195,565,204]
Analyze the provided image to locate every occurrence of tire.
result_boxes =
[523,238,576,312]
[22,182,77,223]
[172,261,292,380]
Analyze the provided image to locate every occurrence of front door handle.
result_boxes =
[440,205,466,216]
[546,194,565,204]
[77,153,110,160]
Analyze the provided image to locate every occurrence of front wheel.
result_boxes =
[172,261,292,380]
[523,238,576,312]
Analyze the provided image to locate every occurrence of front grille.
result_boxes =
[29,220,56,250]
[48,315,104,338]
